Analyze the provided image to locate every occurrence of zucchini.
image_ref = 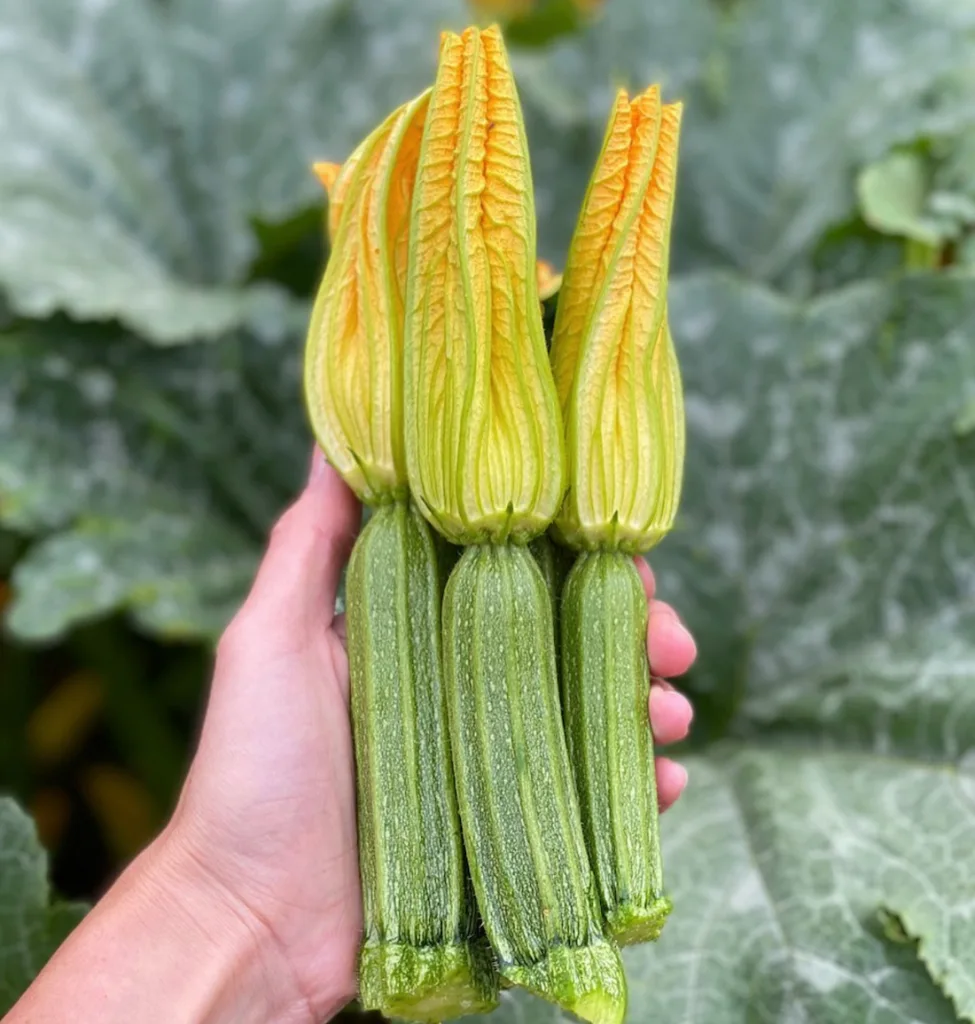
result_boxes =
[347,501,499,1020]
[529,533,572,640]
[547,86,685,945]
[561,552,671,944]
[444,543,626,1024]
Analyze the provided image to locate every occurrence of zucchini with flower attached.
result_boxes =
[404,26,626,1024]
[549,86,685,945]
[303,90,497,1022]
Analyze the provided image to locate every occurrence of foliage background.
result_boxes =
[2,0,975,1020]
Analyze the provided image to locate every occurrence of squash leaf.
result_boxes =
[0,797,86,1014]
[0,322,303,640]
[0,0,467,343]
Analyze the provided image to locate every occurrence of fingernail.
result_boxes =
[679,623,696,654]
[308,447,327,485]
[656,602,683,625]
[673,763,689,791]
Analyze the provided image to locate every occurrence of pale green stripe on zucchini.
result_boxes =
[561,551,671,945]
[444,543,626,1024]
[347,501,498,1021]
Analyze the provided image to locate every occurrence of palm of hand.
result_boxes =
[168,459,695,1023]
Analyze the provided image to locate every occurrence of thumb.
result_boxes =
[243,448,360,634]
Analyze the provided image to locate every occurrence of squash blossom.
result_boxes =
[404,25,564,543]
[304,90,430,504]
[549,86,684,554]
[550,85,684,949]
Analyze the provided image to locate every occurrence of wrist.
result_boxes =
[8,826,320,1024]
[133,825,315,1024]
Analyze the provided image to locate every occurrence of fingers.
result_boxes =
[647,600,696,678]
[649,679,693,745]
[650,678,693,812]
[636,556,697,677]
[656,757,688,812]
[638,557,694,810]
[332,612,347,649]
[241,449,360,637]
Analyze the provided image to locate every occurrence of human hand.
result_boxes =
[143,450,696,1022]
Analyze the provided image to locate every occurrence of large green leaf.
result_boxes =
[658,272,975,732]
[657,270,975,1020]
[520,0,975,282]
[0,797,86,1014]
[0,0,467,343]
[0,322,312,641]
[483,269,975,1022]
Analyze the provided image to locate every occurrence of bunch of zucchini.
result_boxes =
[304,23,684,1024]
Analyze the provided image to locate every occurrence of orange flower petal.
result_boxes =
[536,259,563,301]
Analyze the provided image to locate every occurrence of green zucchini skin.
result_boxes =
[529,533,573,641]
[347,501,499,1021]
[443,543,626,1024]
[561,551,672,945]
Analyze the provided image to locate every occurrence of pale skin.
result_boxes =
[8,451,696,1024]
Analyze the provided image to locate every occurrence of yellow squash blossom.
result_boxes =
[549,86,684,553]
[303,90,430,503]
[404,24,564,544]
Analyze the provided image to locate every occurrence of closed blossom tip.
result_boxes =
[304,94,429,504]
[312,161,340,194]
[550,85,685,552]
[404,20,565,545]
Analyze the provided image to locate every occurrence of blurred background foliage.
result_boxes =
[3,0,975,1020]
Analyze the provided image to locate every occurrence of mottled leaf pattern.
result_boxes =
[658,272,975,730]
[483,739,975,1024]
[0,0,468,342]
[0,323,306,640]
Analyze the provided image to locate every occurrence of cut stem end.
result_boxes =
[607,895,673,946]
[500,938,627,1024]
[358,939,499,1022]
